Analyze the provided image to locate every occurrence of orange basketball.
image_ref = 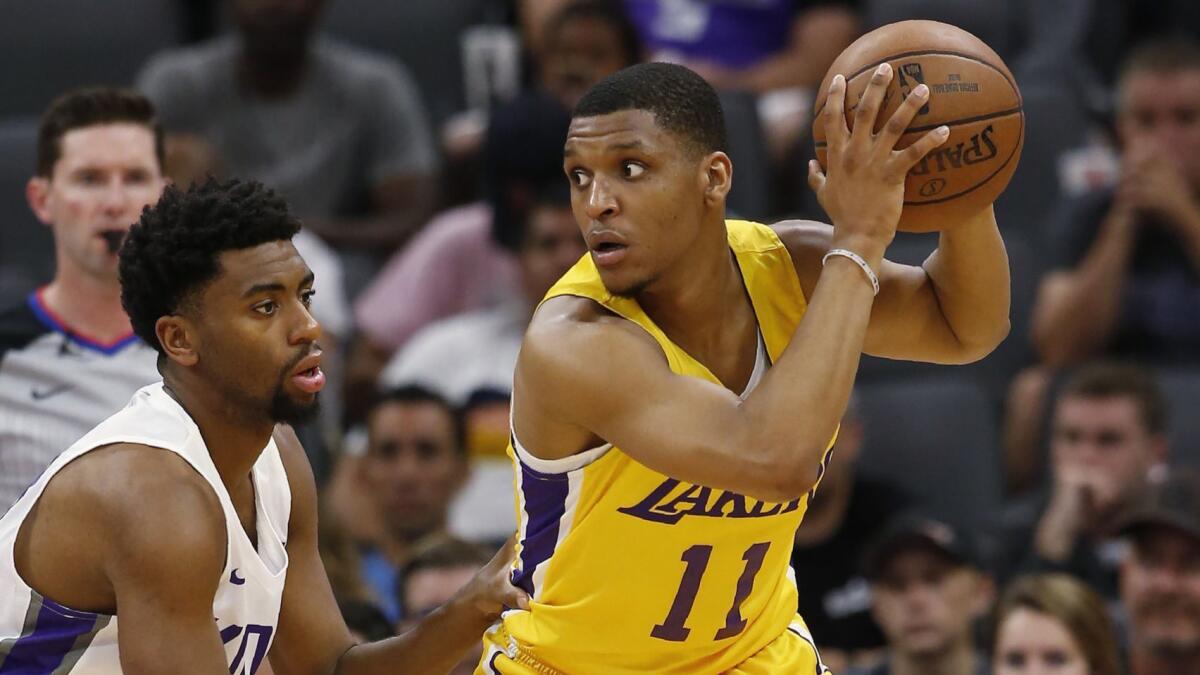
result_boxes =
[812,20,1024,232]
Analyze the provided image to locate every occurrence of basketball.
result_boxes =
[812,20,1024,232]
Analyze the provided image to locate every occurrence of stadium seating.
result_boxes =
[0,0,185,116]
[856,377,1004,529]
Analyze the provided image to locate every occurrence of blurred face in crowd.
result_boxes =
[870,547,991,659]
[363,400,466,542]
[1051,395,1163,517]
[542,15,634,109]
[1117,66,1200,188]
[400,565,483,674]
[993,607,1090,675]
[518,202,587,303]
[1121,526,1200,661]
[27,123,165,284]
[234,0,326,64]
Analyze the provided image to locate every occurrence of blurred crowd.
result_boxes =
[3,0,1200,673]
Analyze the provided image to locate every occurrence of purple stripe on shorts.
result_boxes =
[512,459,570,596]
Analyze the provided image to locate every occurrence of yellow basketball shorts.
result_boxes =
[475,616,830,675]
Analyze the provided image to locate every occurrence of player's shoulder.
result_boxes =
[57,443,221,518]
[768,218,834,254]
[521,296,660,378]
[41,443,226,566]
[528,295,645,343]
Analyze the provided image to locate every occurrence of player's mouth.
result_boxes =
[588,231,629,267]
[290,352,326,394]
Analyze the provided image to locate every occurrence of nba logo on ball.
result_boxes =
[897,63,931,115]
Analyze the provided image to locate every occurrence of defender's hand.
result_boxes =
[808,63,949,265]
[459,536,530,620]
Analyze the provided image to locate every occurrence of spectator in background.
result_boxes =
[136,0,439,296]
[378,168,584,544]
[1117,469,1200,675]
[849,513,994,675]
[442,1,641,203]
[346,387,468,623]
[991,574,1122,675]
[396,537,494,675]
[790,393,910,672]
[537,0,643,111]
[347,93,579,421]
[998,363,1168,601]
[0,88,165,512]
[622,0,859,157]
[1032,37,1200,368]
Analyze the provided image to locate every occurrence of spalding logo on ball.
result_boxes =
[813,20,1024,232]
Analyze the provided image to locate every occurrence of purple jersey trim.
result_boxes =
[511,455,571,597]
[0,591,111,673]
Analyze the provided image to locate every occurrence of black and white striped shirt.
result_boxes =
[0,290,160,512]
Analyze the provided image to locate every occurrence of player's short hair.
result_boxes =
[573,62,727,157]
[369,385,467,458]
[544,0,641,68]
[1058,362,1167,435]
[396,536,493,616]
[119,178,301,355]
[36,87,164,177]
[992,574,1121,675]
[1118,36,1200,93]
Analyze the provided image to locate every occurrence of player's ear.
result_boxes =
[156,314,200,367]
[701,152,732,206]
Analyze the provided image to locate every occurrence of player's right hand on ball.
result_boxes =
[808,63,949,264]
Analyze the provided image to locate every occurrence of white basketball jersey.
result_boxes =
[0,382,290,674]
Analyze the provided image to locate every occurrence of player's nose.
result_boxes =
[584,178,619,221]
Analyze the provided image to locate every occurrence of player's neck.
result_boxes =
[42,270,132,343]
[1131,646,1200,675]
[637,223,746,344]
[890,641,976,675]
[162,375,275,493]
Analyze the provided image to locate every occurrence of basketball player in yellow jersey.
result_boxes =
[478,62,1011,674]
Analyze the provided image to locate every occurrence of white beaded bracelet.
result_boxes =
[822,248,880,296]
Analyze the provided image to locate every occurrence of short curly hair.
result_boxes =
[119,178,301,354]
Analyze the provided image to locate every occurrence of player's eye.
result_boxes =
[254,300,277,316]
[622,162,646,179]
[570,169,592,188]
[301,289,316,307]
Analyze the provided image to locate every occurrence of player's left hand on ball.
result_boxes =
[809,63,950,258]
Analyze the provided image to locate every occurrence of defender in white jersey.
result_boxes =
[0,178,527,674]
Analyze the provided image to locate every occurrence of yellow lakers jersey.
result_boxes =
[500,220,831,674]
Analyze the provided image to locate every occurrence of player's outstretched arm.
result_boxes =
[774,205,1010,365]
[515,64,950,504]
[267,427,527,675]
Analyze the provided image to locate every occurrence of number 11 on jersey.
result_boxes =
[651,542,771,642]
